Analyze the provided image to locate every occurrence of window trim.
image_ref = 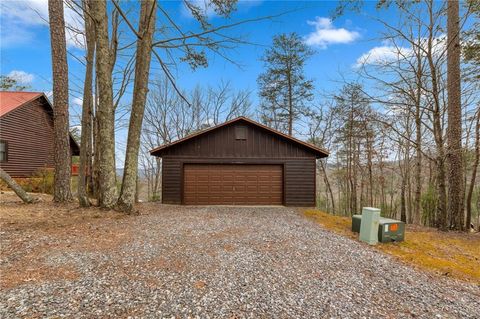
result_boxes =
[0,140,8,163]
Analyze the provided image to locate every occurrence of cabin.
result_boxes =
[0,91,80,178]
[150,117,329,206]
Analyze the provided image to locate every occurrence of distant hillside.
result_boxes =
[116,168,148,179]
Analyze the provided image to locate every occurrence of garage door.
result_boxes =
[183,164,283,205]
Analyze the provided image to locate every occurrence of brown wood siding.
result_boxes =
[160,122,313,158]
[183,164,283,205]
[162,158,182,204]
[284,159,316,206]
[0,98,55,177]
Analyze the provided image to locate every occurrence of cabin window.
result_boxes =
[235,126,247,140]
[0,141,7,162]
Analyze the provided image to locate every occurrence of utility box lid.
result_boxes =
[378,217,404,224]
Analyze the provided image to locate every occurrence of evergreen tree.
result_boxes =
[257,33,314,136]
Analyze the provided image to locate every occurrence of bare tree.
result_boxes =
[307,103,335,213]
[77,0,95,207]
[117,0,157,213]
[331,83,376,215]
[48,0,72,202]
[89,0,119,208]
[446,0,464,230]
[466,110,479,230]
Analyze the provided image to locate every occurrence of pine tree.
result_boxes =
[48,0,72,202]
[257,33,314,136]
[447,0,464,230]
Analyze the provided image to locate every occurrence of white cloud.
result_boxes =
[355,44,412,67]
[304,17,360,49]
[7,70,35,84]
[0,0,84,49]
[355,36,447,68]
[72,97,83,106]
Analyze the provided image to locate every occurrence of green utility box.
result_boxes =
[352,214,405,243]
[359,207,380,245]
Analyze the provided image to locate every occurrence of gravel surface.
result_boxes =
[1,206,479,318]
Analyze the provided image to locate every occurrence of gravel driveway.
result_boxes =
[1,206,479,318]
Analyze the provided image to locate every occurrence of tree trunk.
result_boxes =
[414,92,422,224]
[434,118,448,231]
[366,129,374,206]
[48,0,72,202]
[405,121,412,224]
[0,168,36,203]
[135,174,140,203]
[447,0,464,231]
[78,0,95,207]
[153,157,161,199]
[91,80,99,199]
[91,0,118,208]
[400,178,407,223]
[411,37,423,225]
[466,112,479,231]
[319,159,335,214]
[287,68,293,136]
[425,7,447,230]
[117,0,157,213]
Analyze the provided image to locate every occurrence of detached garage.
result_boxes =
[150,117,329,206]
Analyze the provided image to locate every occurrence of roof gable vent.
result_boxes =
[235,125,247,140]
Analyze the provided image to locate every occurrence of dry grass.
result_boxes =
[304,209,480,283]
[0,191,128,231]
[0,191,137,289]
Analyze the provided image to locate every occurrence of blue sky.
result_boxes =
[1,1,399,104]
[154,1,398,95]
[0,0,431,165]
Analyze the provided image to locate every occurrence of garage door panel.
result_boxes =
[210,185,222,192]
[184,164,283,205]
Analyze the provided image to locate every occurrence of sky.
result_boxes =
[0,0,435,166]
[0,1,401,101]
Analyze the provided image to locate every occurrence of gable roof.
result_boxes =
[150,116,329,158]
[0,91,44,117]
[0,91,80,155]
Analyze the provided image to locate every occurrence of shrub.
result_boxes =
[0,169,56,194]
[149,193,161,202]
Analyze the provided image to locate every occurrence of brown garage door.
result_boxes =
[183,164,283,205]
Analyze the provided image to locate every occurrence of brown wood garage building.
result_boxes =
[150,117,329,206]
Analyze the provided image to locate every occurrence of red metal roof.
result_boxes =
[0,91,44,117]
[0,91,80,154]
